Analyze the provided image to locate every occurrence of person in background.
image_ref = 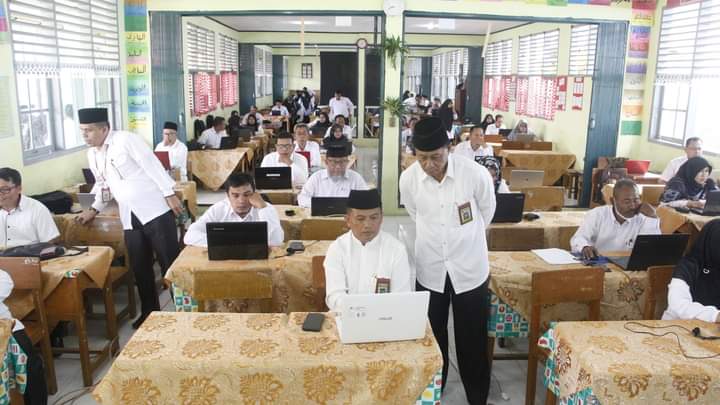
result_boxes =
[328,90,354,121]
[453,125,494,161]
[485,114,506,135]
[571,179,660,260]
[204,114,214,132]
[244,115,264,135]
[323,189,412,311]
[402,90,412,101]
[184,173,283,247]
[227,110,241,131]
[309,112,332,132]
[192,119,205,141]
[76,108,181,329]
[507,118,536,141]
[325,115,353,138]
[324,124,356,154]
[241,106,264,126]
[662,218,720,322]
[197,116,227,149]
[293,124,321,168]
[260,132,308,188]
[155,121,188,182]
[660,137,703,183]
[298,142,368,208]
[402,117,419,153]
[428,97,442,117]
[438,99,457,140]
[271,99,290,117]
[477,156,511,194]
[479,114,495,131]
[0,168,60,249]
[660,157,718,210]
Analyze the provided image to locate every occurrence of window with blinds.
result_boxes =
[186,23,215,72]
[264,49,272,97]
[484,39,512,76]
[518,29,559,76]
[9,0,120,76]
[218,34,238,72]
[569,25,597,76]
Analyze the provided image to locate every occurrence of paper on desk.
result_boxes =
[532,248,579,265]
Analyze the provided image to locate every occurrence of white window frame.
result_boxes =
[518,29,560,76]
[569,25,598,76]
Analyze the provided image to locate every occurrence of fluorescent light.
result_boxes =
[438,18,455,30]
[417,22,438,30]
[335,16,352,27]
[287,20,322,26]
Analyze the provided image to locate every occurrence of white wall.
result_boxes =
[285,56,320,95]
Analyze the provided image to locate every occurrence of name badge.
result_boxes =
[101,187,113,203]
[458,202,473,225]
[375,278,391,294]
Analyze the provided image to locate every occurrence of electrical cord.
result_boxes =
[623,321,720,360]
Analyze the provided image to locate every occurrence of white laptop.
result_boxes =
[509,169,545,189]
[77,193,96,210]
[335,291,430,344]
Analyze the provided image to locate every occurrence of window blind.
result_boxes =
[569,25,597,76]
[518,29,559,76]
[484,39,512,76]
[186,23,215,72]
[218,33,238,72]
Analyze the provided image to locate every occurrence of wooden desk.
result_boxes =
[487,211,586,251]
[275,205,346,241]
[188,147,249,191]
[499,150,576,186]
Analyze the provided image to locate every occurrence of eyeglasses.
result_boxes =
[0,186,17,195]
[326,159,349,166]
[276,143,293,149]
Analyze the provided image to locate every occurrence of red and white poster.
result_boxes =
[556,76,567,111]
[572,77,585,111]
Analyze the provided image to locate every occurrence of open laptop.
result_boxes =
[219,136,239,150]
[510,170,545,189]
[335,291,430,344]
[81,168,96,185]
[271,110,281,116]
[255,167,292,190]
[77,193,96,211]
[154,151,171,170]
[232,127,254,142]
[606,234,689,271]
[498,128,512,137]
[690,190,720,216]
[311,197,348,217]
[206,222,269,260]
[491,193,525,223]
[515,134,537,143]
[310,127,326,137]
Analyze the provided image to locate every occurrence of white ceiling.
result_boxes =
[211,16,377,33]
[405,17,527,35]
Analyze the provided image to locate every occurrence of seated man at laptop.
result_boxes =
[260,132,308,188]
[485,114,506,135]
[0,167,60,249]
[453,125,494,161]
[323,189,412,311]
[155,121,188,181]
[298,142,368,208]
[197,116,227,149]
[184,173,284,247]
[293,124,321,168]
[270,99,290,117]
[571,178,661,260]
[660,137,703,183]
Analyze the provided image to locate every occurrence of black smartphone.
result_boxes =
[285,209,296,217]
[302,313,325,332]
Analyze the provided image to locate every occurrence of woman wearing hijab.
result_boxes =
[507,119,536,141]
[663,219,720,322]
[477,156,511,193]
[309,112,332,131]
[660,156,718,209]
[480,114,495,131]
[438,99,457,139]
[245,114,264,135]
[324,124,355,153]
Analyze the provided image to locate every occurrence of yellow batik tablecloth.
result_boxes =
[489,252,649,328]
[487,211,586,251]
[499,150,576,186]
[188,147,249,191]
[173,180,198,218]
[93,312,443,405]
[656,205,718,235]
[540,320,720,404]
[275,205,346,241]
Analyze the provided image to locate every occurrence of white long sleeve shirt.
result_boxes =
[297,169,368,208]
[183,198,284,247]
[485,123,506,135]
[0,195,60,249]
[155,140,189,182]
[324,230,413,311]
[399,154,497,294]
[453,140,494,160]
[293,141,322,168]
[660,156,688,182]
[197,128,227,149]
[329,97,354,120]
[88,130,177,230]
[260,152,309,187]
[569,205,661,254]
[270,105,289,117]
[0,270,23,332]
[662,278,719,323]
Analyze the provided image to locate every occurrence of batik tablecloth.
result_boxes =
[275,205,346,241]
[499,150,576,186]
[174,181,198,218]
[487,211,586,251]
[0,320,28,404]
[656,205,718,235]
[188,147,249,191]
[540,320,720,404]
[93,312,442,405]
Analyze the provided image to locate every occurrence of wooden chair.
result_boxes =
[643,265,675,320]
[526,267,605,405]
[484,134,505,143]
[522,187,565,211]
[502,141,553,151]
[0,257,57,394]
[300,219,348,240]
[311,256,327,311]
[641,185,665,207]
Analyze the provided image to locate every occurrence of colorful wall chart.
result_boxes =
[621,4,655,135]
[125,0,151,133]
[0,1,9,44]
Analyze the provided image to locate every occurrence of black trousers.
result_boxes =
[417,276,490,405]
[124,211,179,316]
[14,329,47,405]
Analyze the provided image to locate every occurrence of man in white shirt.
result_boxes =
[260,132,308,188]
[184,173,283,247]
[270,99,290,117]
[198,117,227,149]
[293,124,322,168]
[155,121,188,182]
[399,117,496,405]
[324,115,353,139]
[328,90,354,121]
[660,137,703,183]
[571,179,661,259]
[0,167,60,249]
[298,142,368,208]
[75,108,182,329]
[324,189,412,311]
[485,114,506,135]
[241,105,264,126]
[453,125,494,161]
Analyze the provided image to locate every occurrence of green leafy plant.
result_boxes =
[380,96,406,127]
[381,35,408,69]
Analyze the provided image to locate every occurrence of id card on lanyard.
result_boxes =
[95,145,113,203]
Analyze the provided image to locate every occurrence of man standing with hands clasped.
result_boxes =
[400,117,496,405]
[75,108,182,329]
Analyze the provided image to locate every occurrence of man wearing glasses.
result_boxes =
[297,142,367,209]
[260,131,308,188]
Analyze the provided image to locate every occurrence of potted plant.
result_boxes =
[381,97,406,127]
[382,35,408,70]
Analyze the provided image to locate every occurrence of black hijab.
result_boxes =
[438,99,454,132]
[661,156,717,203]
[478,156,502,192]
[672,218,720,309]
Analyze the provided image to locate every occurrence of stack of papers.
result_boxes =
[531,248,579,265]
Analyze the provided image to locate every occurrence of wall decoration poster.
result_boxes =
[667,0,701,8]
[632,0,656,9]
[125,0,147,32]
[631,9,654,26]
[0,1,8,44]
[621,120,642,135]
[629,26,650,58]
[626,59,647,74]
[124,0,150,133]
[572,77,584,110]
[507,75,517,102]
[556,76,567,111]
[624,73,646,90]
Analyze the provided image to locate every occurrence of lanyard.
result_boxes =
[93,144,109,182]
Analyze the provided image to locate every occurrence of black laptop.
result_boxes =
[271,110,281,116]
[82,168,96,185]
[206,222,268,260]
[255,167,292,190]
[311,197,349,217]
[499,129,512,137]
[690,190,720,216]
[606,234,689,271]
[491,193,525,223]
[219,135,239,150]
[232,127,254,142]
[310,127,326,137]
